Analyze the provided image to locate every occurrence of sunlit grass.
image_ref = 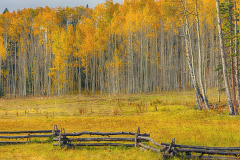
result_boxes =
[0,89,239,159]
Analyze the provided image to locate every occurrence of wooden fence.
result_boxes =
[53,127,150,149]
[1,125,240,159]
[0,125,59,144]
[139,138,240,159]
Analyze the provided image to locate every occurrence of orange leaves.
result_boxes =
[33,6,58,44]
[76,17,96,69]
[49,27,68,93]
[49,24,77,94]
[66,24,76,56]
[0,36,5,60]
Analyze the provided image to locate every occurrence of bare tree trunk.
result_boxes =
[100,50,104,95]
[160,20,164,92]
[127,32,130,95]
[195,0,209,109]
[140,25,143,93]
[92,52,96,95]
[181,0,201,110]
[14,42,17,98]
[144,24,149,93]
[216,0,235,115]
[48,43,52,96]
[85,54,89,94]
[78,57,81,94]
[44,43,48,96]
[228,0,238,114]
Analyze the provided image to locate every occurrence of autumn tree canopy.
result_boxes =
[0,0,237,113]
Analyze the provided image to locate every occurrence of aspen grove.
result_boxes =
[0,0,240,113]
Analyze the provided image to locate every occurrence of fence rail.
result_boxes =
[56,131,149,137]
[161,142,240,151]
[0,130,59,134]
[53,137,136,142]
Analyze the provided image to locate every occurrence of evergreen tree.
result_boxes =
[3,8,9,14]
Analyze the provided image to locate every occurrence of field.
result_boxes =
[1,89,240,159]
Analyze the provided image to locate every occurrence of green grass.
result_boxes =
[0,89,238,159]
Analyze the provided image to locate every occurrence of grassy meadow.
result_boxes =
[0,89,240,159]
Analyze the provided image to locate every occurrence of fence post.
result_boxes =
[52,125,55,137]
[59,128,62,147]
[165,138,175,155]
[62,128,67,147]
[27,134,30,143]
[170,138,176,156]
[135,127,140,147]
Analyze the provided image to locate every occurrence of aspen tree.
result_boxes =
[228,0,238,114]
[195,0,210,109]
[234,1,240,109]
[216,0,235,115]
[180,0,201,110]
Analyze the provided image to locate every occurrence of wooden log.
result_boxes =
[58,131,150,137]
[161,142,240,151]
[0,130,60,134]
[176,148,240,156]
[53,137,138,142]
[138,136,164,147]
[138,142,165,152]
[0,134,52,138]
[53,143,135,147]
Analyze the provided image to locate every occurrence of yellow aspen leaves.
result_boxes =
[0,36,5,60]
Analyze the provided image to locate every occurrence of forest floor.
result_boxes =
[0,89,240,159]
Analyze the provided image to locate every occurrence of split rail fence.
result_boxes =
[0,125,60,144]
[140,138,240,159]
[1,125,240,159]
[53,127,150,149]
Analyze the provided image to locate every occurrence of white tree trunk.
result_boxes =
[216,0,235,115]
[195,0,209,109]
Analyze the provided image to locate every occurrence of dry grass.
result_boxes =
[0,89,239,159]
